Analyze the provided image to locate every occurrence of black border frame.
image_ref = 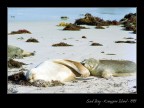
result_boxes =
[0,0,144,106]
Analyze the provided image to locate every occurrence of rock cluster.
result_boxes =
[120,13,136,34]
[74,13,119,26]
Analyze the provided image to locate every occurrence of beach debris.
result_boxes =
[8,72,28,83]
[91,42,103,46]
[50,80,65,86]
[8,29,31,35]
[8,73,33,86]
[8,72,64,87]
[8,59,27,68]
[114,83,123,87]
[120,13,136,34]
[26,37,39,43]
[17,37,24,40]
[82,36,86,38]
[74,13,119,26]
[32,80,64,87]
[61,16,69,20]
[123,37,134,39]
[63,38,67,40]
[52,42,73,47]
[106,54,116,55]
[115,41,136,44]
[96,26,105,29]
[89,41,93,42]
[57,22,70,26]
[83,80,87,83]
[72,80,78,83]
[63,24,89,31]
[32,80,51,87]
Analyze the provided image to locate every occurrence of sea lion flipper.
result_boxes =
[54,59,90,77]
[64,60,90,77]
[53,59,79,72]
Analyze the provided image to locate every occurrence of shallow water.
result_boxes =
[8,8,136,22]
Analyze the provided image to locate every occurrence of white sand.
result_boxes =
[8,21,136,93]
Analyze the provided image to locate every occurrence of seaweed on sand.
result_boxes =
[8,59,27,68]
[95,26,105,29]
[26,37,39,43]
[8,72,64,87]
[91,42,103,46]
[52,42,73,47]
[63,24,88,31]
[115,41,136,44]
[9,29,31,35]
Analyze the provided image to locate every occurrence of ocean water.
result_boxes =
[8,8,136,22]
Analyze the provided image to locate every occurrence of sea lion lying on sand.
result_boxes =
[26,59,90,82]
[26,58,136,83]
[82,58,136,79]
[8,45,35,59]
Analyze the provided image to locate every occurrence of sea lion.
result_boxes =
[8,45,35,59]
[26,59,90,83]
[82,58,136,79]
[26,58,136,83]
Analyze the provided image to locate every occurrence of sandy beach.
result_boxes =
[7,20,136,93]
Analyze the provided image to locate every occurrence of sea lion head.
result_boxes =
[26,68,36,83]
[82,58,99,72]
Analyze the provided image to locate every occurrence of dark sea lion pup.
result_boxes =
[8,45,35,59]
[81,58,136,79]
